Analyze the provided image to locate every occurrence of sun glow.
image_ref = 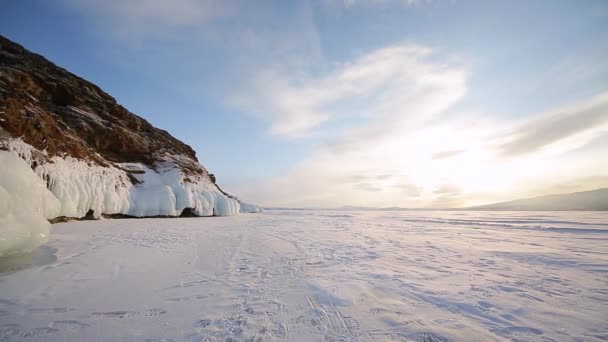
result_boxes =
[387,123,552,203]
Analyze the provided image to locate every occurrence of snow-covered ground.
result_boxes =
[0,210,607,341]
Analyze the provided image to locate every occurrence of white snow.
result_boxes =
[239,201,264,213]
[0,152,60,257]
[0,210,606,341]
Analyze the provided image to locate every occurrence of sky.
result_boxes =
[1,0,608,208]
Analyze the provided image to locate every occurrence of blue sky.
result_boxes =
[1,0,607,207]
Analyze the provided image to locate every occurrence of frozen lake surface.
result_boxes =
[1,210,607,341]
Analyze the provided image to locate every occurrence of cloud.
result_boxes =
[231,44,469,207]
[230,40,608,208]
[432,150,464,160]
[500,92,608,157]
[61,0,227,40]
[346,174,393,183]
[396,183,422,197]
[337,0,423,8]
[433,183,462,195]
[346,175,368,183]
[59,0,326,110]
[354,183,383,192]
[230,45,465,137]
[546,175,608,194]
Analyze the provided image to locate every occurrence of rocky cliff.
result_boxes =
[0,35,260,255]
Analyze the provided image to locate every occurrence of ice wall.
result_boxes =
[0,152,60,256]
[240,202,264,213]
[34,157,243,218]
[36,156,132,218]
[124,163,242,217]
[1,139,258,224]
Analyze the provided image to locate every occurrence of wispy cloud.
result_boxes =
[396,183,423,197]
[231,44,470,207]
[337,0,424,8]
[549,175,608,193]
[432,150,464,160]
[354,183,383,192]
[61,0,228,41]
[230,45,465,137]
[433,183,462,195]
[499,92,608,157]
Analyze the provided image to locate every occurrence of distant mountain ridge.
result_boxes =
[268,188,608,211]
[466,188,608,211]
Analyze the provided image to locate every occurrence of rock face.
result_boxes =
[0,34,261,224]
[0,35,203,176]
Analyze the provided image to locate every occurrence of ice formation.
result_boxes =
[0,152,60,256]
[240,201,264,213]
[122,163,243,217]
[0,139,261,255]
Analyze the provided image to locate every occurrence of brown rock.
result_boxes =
[0,35,207,177]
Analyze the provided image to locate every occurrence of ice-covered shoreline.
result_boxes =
[0,139,261,256]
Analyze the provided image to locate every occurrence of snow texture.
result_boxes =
[0,139,260,255]
[0,210,606,341]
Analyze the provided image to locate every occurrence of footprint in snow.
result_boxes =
[50,320,89,330]
[166,294,207,303]
[92,308,167,319]
[392,332,450,342]
[0,299,17,306]
[498,326,544,336]
[21,327,59,339]
[369,307,387,315]
[0,324,21,340]
[194,319,212,328]
[28,307,72,314]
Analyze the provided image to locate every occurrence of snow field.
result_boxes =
[0,210,606,341]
